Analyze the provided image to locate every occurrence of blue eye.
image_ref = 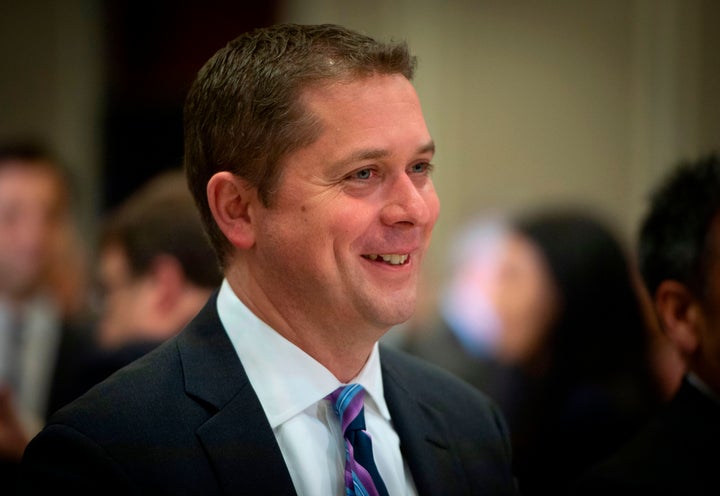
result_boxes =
[410,162,432,174]
[354,169,372,180]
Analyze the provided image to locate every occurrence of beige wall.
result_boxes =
[279,0,720,294]
[1,0,104,243]
[2,0,719,295]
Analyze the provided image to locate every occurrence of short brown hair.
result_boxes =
[638,153,720,301]
[183,23,417,267]
[101,169,222,289]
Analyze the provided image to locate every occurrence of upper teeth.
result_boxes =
[365,254,408,265]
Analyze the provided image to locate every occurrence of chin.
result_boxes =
[353,283,418,326]
[373,300,416,328]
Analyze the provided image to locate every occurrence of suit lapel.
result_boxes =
[381,347,470,495]
[177,293,297,495]
[174,295,478,495]
[196,384,297,495]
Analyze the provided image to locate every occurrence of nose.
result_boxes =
[18,210,54,254]
[380,173,438,227]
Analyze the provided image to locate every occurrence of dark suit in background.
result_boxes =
[572,377,719,495]
[571,152,720,495]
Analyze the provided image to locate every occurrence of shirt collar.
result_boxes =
[216,278,391,428]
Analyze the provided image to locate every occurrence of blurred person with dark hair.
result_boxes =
[405,208,670,495]
[51,169,222,408]
[496,210,667,495]
[97,168,221,349]
[573,154,720,495]
[0,141,91,484]
[17,24,517,495]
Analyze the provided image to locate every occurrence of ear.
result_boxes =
[148,255,185,314]
[655,280,701,357]
[206,171,257,250]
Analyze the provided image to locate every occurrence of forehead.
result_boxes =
[302,73,422,114]
[296,74,429,156]
[0,160,63,196]
[0,160,62,189]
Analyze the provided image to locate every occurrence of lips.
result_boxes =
[362,253,410,265]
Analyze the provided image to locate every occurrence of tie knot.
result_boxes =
[327,383,366,433]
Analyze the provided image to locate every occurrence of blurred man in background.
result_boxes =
[404,208,669,495]
[96,168,221,349]
[53,169,222,404]
[573,153,720,495]
[0,141,90,483]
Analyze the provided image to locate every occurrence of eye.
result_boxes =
[350,168,374,180]
[409,162,433,174]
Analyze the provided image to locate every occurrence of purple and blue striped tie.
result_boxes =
[328,384,390,496]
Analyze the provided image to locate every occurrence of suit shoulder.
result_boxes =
[571,388,720,495]
[380,344,502,413]
[49,337,185,429]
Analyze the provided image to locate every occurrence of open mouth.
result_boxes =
[361,253,410,266]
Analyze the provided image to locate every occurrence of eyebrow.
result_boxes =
[332,140,436,169]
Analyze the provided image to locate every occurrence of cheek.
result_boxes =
[495,277,556,362]
[102,290,150,336]
[265,195,383,267]
[504,292,545,338]
[0,237,10,259]
[257,212,335,286]
[319,203,378,250]
[127,293,152,322]
[99,294,128,339]
[425,189,441,227]
[699,272,720,361]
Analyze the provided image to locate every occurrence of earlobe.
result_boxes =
[655,280,700,357]
[207,171,256,250]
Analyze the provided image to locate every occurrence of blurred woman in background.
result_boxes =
[403,207,680,494]
[491,208,675,495]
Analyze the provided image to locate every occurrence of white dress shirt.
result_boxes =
[0,294,63,436]
[217,279,417,495]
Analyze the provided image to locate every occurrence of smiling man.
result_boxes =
[17,24,517,496]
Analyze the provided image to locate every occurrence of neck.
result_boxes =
[302,340,376,383]
[224,268,381,383]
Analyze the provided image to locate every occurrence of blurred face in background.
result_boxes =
[490,232,559,366]
[695,216,720,391]
[96,243,154,348]
[0,162,67,300]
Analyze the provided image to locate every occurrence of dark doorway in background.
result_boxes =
[101,0,278,212]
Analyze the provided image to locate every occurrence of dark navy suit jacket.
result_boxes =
[17,293,518,495]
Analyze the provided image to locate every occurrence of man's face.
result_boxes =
[248,74,439,336]
[96,244,154,348]
[0,163,65,299]
[696,217,720,390]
